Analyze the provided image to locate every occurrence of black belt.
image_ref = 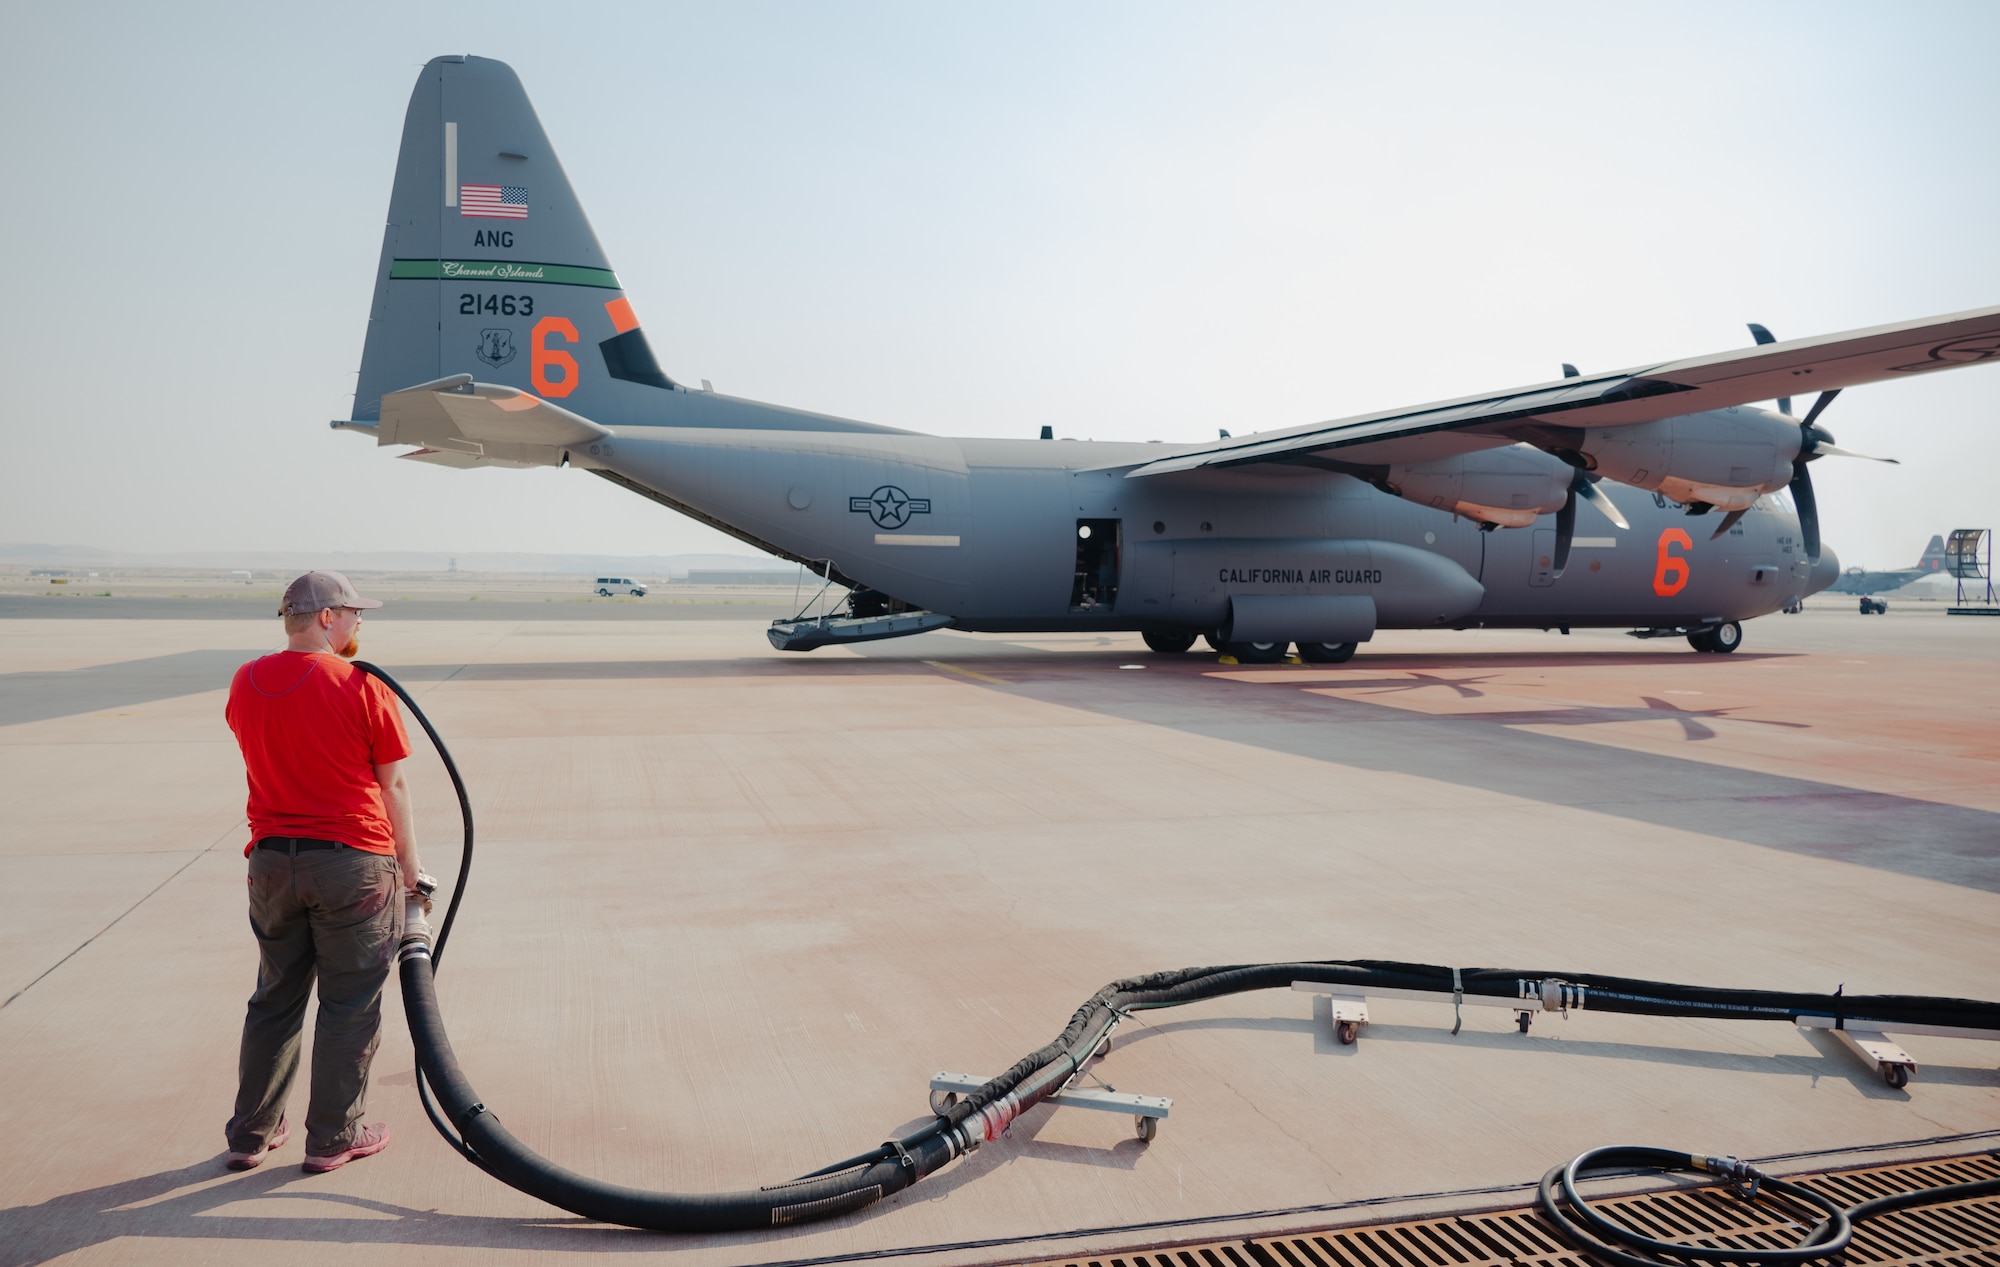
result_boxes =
[256,836,345,853]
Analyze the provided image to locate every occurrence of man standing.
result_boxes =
[222,571,422,1172]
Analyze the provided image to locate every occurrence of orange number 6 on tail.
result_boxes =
[1653,528,1692,597]
[531,316,580,397]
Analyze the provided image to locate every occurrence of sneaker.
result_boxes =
[302,1123,390,1173]
[224,1118,291,1171]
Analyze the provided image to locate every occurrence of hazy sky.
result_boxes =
[4,2,1996,569]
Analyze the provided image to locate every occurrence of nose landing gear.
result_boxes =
[1687,621,1743,653]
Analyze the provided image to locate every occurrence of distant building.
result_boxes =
[684,569,799,586]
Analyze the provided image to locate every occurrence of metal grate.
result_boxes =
[1009,1152,2000,1267]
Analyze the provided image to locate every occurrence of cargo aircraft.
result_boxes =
[336,56,2000,660]
[1828,535,1953,595]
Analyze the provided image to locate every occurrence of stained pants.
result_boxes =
[225,844,402,1156]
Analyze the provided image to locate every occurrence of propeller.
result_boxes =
[1550,468,1627,579]
[1786,387,1901,565]
[1579,473,1627,529]
[1743,325,1900,565]
[1747,323,1790,416]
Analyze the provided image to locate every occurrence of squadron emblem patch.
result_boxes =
[475,327,517,368]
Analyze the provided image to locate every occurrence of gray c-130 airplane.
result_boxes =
[337,56,2000,661]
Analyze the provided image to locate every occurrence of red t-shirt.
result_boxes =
[225,652,412,856]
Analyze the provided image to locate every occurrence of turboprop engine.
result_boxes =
[1553,410,1800,513]
[1382,444,1573,528]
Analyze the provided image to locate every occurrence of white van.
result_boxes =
[594,577,648,597]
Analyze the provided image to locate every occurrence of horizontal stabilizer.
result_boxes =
[350,374,610,467]
[396,446,531,469]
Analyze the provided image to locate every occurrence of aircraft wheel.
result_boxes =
[1297,642,1357,664]
[1687,628,1717,653]
[1142,629,1198,654]
[1710,621,1743,653]
[1224,641,1287,664]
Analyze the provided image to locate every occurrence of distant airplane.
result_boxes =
[1828,535,1952,595]
[334,57,2000,660]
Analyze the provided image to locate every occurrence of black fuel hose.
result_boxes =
[1537,1144,2000,1266]
[355,661,2000,1234]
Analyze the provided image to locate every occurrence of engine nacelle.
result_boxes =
[1385,444,1572,528]
[1565,409,1799,511]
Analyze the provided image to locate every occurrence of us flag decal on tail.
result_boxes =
[461,185,528,219]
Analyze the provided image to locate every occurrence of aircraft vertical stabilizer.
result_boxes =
[352,55,676,429]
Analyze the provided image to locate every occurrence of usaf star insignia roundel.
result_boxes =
[850,485,932,530]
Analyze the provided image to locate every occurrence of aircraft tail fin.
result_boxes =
[1917,533,1948,571]
[351,56,677,428]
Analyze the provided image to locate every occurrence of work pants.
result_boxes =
[225,844,402,1157]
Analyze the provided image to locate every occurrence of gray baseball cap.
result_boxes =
[280,570,383,616]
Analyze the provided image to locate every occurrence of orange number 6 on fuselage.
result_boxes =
[531,316,580,397]
[1653,527,1693,597]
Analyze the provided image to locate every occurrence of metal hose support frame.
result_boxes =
[355,660,2000,1233]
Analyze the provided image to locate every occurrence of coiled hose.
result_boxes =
[356,661,2000,1237]
[1537,1145,2000,1266]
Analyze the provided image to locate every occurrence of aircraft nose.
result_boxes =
[1807,546,1841,596]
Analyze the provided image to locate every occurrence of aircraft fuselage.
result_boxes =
[583,420,1834,636]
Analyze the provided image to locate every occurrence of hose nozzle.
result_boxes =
[400,881,437,963]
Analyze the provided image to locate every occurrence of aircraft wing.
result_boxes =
[334,374,609,467]
[1124,303,2000,476]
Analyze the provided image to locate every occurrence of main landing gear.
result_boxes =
[1687,621,1743,654]
[1142,630,1362,664]
[1223,640,1288,664]
[1297,642,1358,664]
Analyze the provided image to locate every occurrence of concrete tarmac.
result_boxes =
[2,600,1996,1266]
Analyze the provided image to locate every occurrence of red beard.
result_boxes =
[335,634,360,658]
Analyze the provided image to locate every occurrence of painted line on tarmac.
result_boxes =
[922,660,1010,686]
[1,822,240,1010]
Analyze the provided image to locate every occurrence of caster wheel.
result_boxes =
[1336,1020,1359,1045]
[929,1089,959,1115]
[1517,1012,1533,1034]
[1135,1116,1157,1142]
[1094,1035,1112,1059]
[1883,1064,1910,1089]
